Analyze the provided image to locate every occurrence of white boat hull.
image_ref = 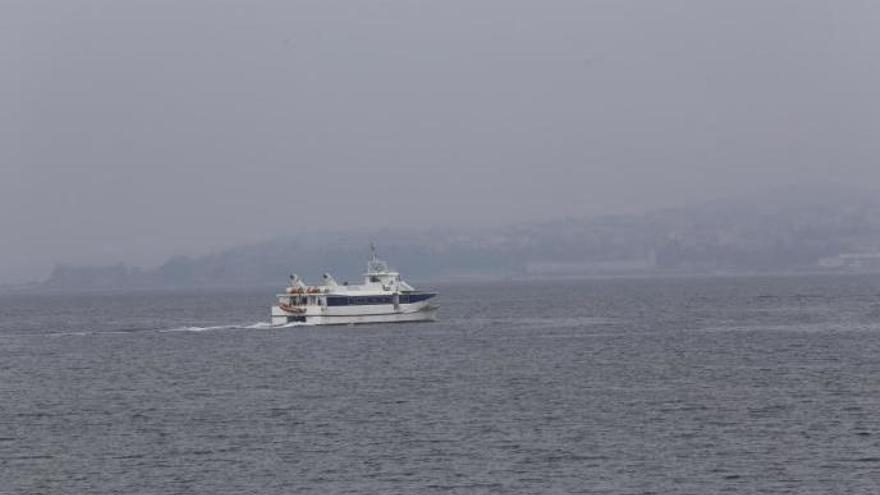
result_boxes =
[271,303,437,326]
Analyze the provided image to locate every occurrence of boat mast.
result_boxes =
[367,242,389,274]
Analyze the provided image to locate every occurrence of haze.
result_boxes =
[2,1,879,283]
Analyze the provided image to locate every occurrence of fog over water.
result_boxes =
[2,1,879,282]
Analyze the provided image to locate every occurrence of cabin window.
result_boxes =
[370,276,380,283]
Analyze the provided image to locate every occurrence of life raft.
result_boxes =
[278,303,305,314]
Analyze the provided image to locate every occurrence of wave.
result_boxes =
[158,320,310,333]
[157,324,238,333]
[41,321,308,337]
[697,321,880,333]
[46,331,94,337]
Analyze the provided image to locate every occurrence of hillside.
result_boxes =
[40,186,880,289]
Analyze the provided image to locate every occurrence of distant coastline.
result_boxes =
[6,268,880,297]
[12,186,880,294]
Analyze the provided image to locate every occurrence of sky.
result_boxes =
[2,1,879,283]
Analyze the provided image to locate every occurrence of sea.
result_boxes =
[2,274,880,494]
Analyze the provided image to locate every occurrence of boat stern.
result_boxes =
[271,305,306,326]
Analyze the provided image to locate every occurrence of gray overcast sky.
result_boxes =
[2,1,879,282]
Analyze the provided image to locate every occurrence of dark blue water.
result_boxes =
[3,275,880,493]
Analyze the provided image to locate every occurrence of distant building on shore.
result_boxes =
[818,253,880,271]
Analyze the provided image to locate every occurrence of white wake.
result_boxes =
[158,320,310,333]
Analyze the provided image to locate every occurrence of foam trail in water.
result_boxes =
[244,322,275,329]
[158,324,238,333]
[47,331,94,337]
[42,321,307,337]
[256,321,312,328]
[158,321,311,333]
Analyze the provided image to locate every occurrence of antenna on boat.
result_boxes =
[367,242,389,274]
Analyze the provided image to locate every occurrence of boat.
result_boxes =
[270,246,438,326]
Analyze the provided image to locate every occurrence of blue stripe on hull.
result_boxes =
[325,292,436,307]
